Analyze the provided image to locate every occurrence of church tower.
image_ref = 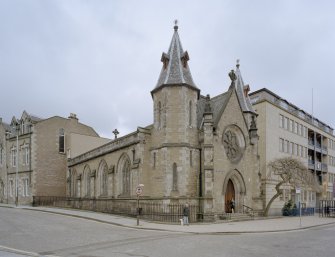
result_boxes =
[150,22,200,199]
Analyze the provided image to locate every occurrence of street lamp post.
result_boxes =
[15,132,18,207]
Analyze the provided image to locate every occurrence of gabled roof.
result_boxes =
[21,110,43,123]
[152,23,199,96]
[197,61,256,129]
[10,116,18,126]
[197,90,231,129]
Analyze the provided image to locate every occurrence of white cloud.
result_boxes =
[1,0,334,137]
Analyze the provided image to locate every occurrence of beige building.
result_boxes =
[0,111,104,205]
[250,89,335,215]
[67,24,262,220]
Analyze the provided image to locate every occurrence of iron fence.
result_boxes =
[319,200,335,217]
[33,196,198,223]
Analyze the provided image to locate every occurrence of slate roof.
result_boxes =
[153,24,199,94]
[2,122,11,131]
[235,62,256,114]
[197,90,231,129]
[196,62,256,129]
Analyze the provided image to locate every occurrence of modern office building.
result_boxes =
[250,88,335,215]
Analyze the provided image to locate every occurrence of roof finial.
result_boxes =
[236,59,240,68]
[174,19,178,31]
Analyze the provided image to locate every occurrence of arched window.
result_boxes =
[189,101,192,127]
[190,150,193,167]
[71,169,77,197]
[83,166,91,197]
[172,163,178,191]
[158,101,162,128]
[122,159,131,195]
[98,160,108,196]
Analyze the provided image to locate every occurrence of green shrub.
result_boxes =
[282,200,296,216]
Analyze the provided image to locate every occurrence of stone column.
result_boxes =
[202,95,215,221]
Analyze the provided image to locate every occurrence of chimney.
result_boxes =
[68,113,78,121]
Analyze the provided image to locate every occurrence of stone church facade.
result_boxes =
[67,24,263,220]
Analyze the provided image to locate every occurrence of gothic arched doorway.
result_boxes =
[225,179,235,213]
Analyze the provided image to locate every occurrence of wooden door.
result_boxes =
[225,179,235,213]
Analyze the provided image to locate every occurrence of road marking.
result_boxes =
[0,245,60,257]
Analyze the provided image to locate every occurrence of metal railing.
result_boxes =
[319,200,335,217]
[242,204,254,217]
[33,196,198,223]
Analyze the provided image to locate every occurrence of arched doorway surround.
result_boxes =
[222,169,246,213]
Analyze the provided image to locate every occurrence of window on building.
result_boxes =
[102,168,108,196]
[158,102,162,128]
[122,159,131,196]
[285,140,289,153]
[284,117,288,130]
[290,142,293,154]
[289,119,293,132]
[190,150,193,166]
[86,171,90,197]
[153,152,156,168]
[22,144,29,166]
[11,147,17,167]
[59,128,65,153]
[0,145,3,166]
[172,163,178,191]
[9,179,14,197]
[296,144,300,156]
[293,144,297,155]
[189,101,192,127]
[279,138,284,152]
[279,115,284,128]
[294,122,298,134]
[22,178,29,197]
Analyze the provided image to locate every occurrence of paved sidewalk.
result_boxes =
[1,204,335,234]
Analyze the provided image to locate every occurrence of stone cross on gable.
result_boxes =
[112,129,119,139]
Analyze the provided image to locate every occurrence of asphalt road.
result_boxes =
[0,207,334,257]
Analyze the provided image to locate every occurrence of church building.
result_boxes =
[67,24,263,220]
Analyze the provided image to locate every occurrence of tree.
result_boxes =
[264,157,320,216]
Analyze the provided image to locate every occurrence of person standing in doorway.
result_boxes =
[183,203,190,225]
[230,199,235,213]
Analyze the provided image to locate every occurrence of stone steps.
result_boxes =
[218,212,255,222]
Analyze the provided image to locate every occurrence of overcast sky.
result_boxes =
[1,0,334,138]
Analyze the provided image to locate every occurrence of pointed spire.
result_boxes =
[234,60,256,114]
[152,21,199,95]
